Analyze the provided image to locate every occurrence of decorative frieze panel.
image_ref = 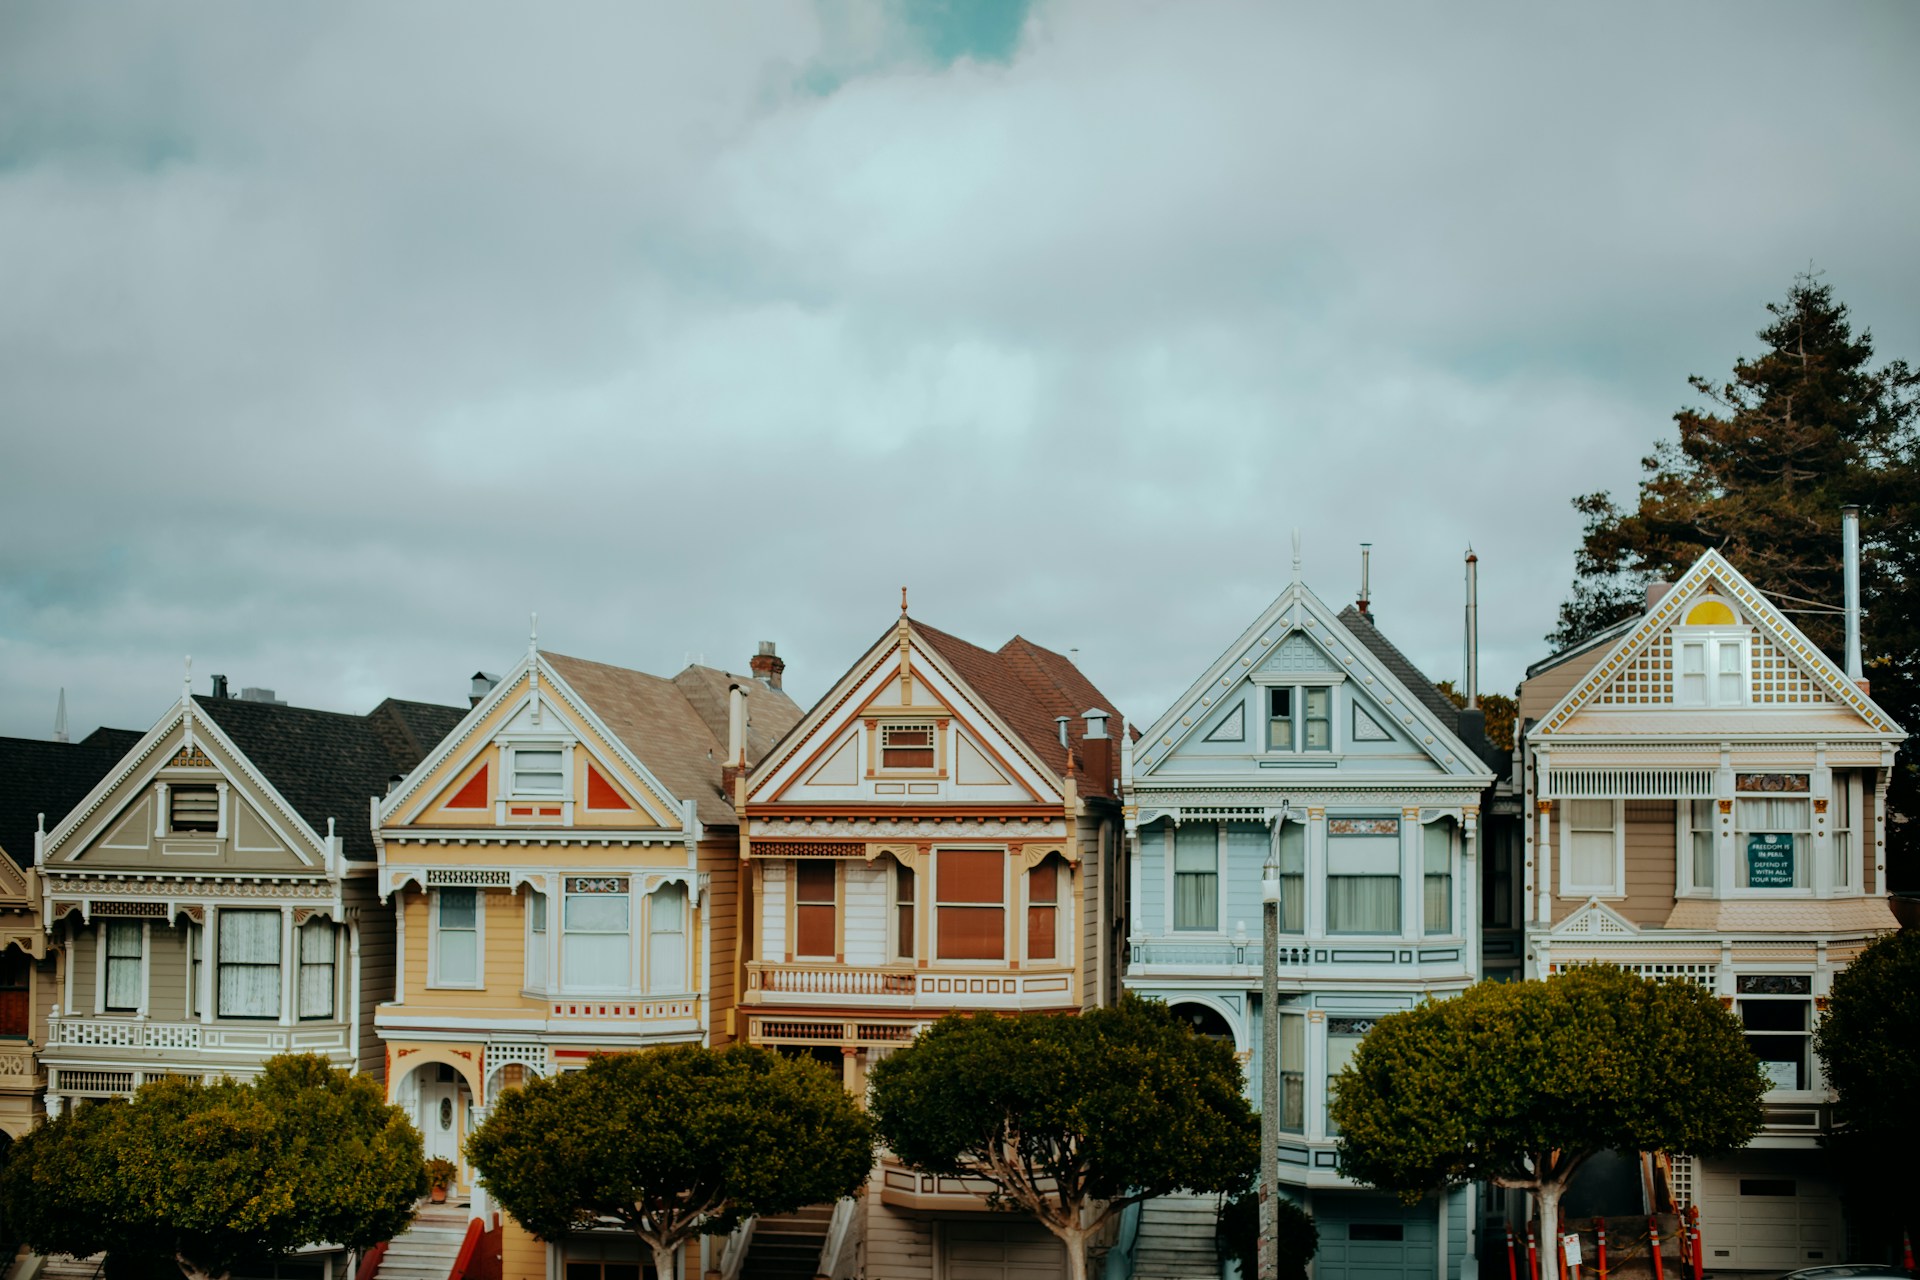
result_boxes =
[564,876,626,894]
[88,901,168,919]
[44,874,333,900]
[424,868,513,888]
[167,745,215,769]
[1546,768,1716,800]
[749,817,1065,841]
[1595,634,1672,706]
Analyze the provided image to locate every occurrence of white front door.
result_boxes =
[420,1080,461,1165]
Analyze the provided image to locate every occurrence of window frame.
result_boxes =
[1675,628,1750,709]
[1325,818,1402,936]
[507,743,568,799]
[1733,791,1812,895]
[168,785,221,834]
[560,877,631,994]
[297,918,335,1021]
[1422,820,1454,935]
[1558,798,1625,898]
[1169,822,1223,934]
[892,859,916,962]
[877,721,938,773]
[646,882,689,995]
[1830,773,1860,894]
[1736,975,1817,1095]
[216,909,282,1021]
[1257,677,1343,754]
[932,846,1008,963]
[792,859,839,960]
[429,887,484,990]
[524,888,550,993]
[98,920,146,1015]
[1025,855,1069,964]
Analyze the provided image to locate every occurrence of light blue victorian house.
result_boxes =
[1122,567,1499,1280]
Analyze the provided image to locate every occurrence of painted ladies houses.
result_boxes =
[1121,566,1498,1280]
[372,640,799,1279]
[32,676,463,1120]
[0,723,141,1135]
[1517,546,1904,1274]
[738,605,1126,1280]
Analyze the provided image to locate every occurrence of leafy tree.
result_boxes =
[1435,681,1517,757]
[868,995,1259,1280]
[1216,1188,1317,1280]
[1546,273,1920,877]
[465,1044,873,1280]
[1813,929,1920,1260]
[0,1054,426,1280]
[1331,967,1764,1280]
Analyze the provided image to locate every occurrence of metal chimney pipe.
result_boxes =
[728,684,747,766]
[1359,543,1372,615]
[1842,505,1864,685]
[1464,548,1479,707]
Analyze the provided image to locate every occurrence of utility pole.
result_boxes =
[1259,805,1288,1280]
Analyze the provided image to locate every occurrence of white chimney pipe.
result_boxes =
[728,684,747,766]
[1464,548,1479,707]
[1359,543,1372,615]
[1842,505,1864,686]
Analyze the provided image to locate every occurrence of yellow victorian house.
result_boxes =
[373,635,800,1280]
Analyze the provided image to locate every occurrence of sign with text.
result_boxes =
[1746,834,1796,887]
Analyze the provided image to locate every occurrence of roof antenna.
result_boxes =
[53,688,68,744]
[1291,529,1302,582]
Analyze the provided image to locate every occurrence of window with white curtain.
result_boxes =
[218,910,281,1019]
[647,883,687,994]
[1737,797,1810,889]
[298,919,334,1020]
[1681,800,1717,892]
[1832,781,1854,891]
[1275,822,1305,934]
[1423,823,1452,934]
[1279,1011,1305,1132]
[104,921,143,1013]
[187,922,203,1017]
[1173,823,1219,931]
[434,889,480,986]
[525,890,549,991]
[563,879,630,991]
[1563,800,1620,894]
[1326,821,1399,934]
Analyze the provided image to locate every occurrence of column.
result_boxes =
[1401,808,1422,943]
[1305,808,1327,938]
[199,910,214,1024]
[1461,811,1479,979]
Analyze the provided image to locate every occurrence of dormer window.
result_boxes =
[880,724,935,770]
[1266,686,1334,752]
[169,786,219,833]
[511,747,565,795]
[1675,598,1748,708]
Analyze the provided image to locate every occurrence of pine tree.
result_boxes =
[1549,273,1920,881]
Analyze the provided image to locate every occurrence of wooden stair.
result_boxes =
[741,1203,835,1280]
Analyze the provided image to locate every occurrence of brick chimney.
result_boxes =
[750,641,784,690]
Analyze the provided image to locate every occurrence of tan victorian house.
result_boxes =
[0,725,141,1136]
[736,608,1127,1280]
[1518,549,1904,1272]
[373,640,799,1280]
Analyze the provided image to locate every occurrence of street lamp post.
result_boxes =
[1259,806,1287,1280]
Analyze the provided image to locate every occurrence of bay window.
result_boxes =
[1738,975,1813,1091]
[1027,857,1062,962]
[935,848,1005,961]
[433,888,480,987]
[1276,822,1305,933]
[1831,779,1854,891]
[297,919,335,1020]
[1325,1017,1376,1135]
[1279,1010,1304,1132]
[1737,797,1809,889]
[525,890,549,990]
[1327,819,1399,934]
[1173,823,1219,932]
[647,883,687,993]
[218,910,280,1018]
[105,921,144,1013]
[794,860,837,959]
[562,878,630,990]
[1423,822,1452,934]
[1680,799,1717,892]
[894,861,915,960]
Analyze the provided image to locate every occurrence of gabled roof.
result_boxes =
[194,695,466,860]
[1337,605,1506,772]
[0,727,144,872]
[910,622,1126,795]
[544,653,803,826]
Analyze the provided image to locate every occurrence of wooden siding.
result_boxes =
[864,1180,934,1280]
[65,919,96,1015]
[148,921,186,1012]
[844,859,889,965]
[1078,812,1102,1009]
[347,876,395,1078]
[697,837,736,1047]
[761,861,787,961]
[499,1216,547,1280]
[1621,799,1679,925]
[1136,822,1166,937]
[1519,644,1609,725]
[398,888,543,1013]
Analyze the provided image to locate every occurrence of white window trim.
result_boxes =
[1023,855,1072,965]
[522,888,551,996]
[1736,981,1822,1098]
[1729,791,1815,899]
[930,845,1011,965]
[1558,798,1625,898]
[1674,627,1750,709]
[505,741,570,801]
[876,720,940,775]
[1163,823,1229,937]
[644,882,691,996]
[1675,799,1717,897]
[888,858,916,963]
[427,887,485,990]
[1831,773,1863,897]
[1250,674,1346,754]
[96,919,150,1016]
[558,881,634,996]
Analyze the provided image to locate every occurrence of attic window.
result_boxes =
[169,786,219,833]
[512,748,565,795]
[880,724,935,770]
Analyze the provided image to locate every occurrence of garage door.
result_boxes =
[1698,1161,1841,1272]
[942,1219,1067,1280]
[1314,1197,1437,1280]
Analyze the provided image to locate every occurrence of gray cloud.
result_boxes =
[3,1,1917,744]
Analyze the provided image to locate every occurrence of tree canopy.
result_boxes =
[465,1044,873,1280]
[0,1054,426,1280]
[1332,967,1764,1280]
[1547,273,1919,876]
[867,995,1259,1280]
[1813,929,1920,1259]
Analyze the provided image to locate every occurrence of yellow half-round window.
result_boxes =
[1686,599,1737,626]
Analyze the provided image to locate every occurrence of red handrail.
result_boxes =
[447,1217,486,1280]
[353,1242,389,1280]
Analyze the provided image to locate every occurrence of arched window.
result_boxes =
[648,882,688,994]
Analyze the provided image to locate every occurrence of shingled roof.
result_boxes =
[195,695,466,860]
[544,653,803,827]
[1336,604,1505,772]
[911,622,1127,796]
[0,727,144,872]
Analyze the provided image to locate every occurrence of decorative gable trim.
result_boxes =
[1536,550,1901,736]
[1552,897,1640,938]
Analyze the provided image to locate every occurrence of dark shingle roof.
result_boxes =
[911,622,1127,796]
[195,696,466,860]
[0,727,145,871]
[1335,605,1505,772]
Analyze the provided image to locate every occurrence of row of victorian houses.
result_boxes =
[0,539,1902,1280]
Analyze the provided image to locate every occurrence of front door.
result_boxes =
[420,1078,462,1165]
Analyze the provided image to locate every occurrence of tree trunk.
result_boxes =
[173,1255,226,1280]
[1057,1225,1091,1280]
[1537,1180,1565,1280]
[649,1239,680,1280]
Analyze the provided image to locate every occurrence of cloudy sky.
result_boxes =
[3,2,1918,742]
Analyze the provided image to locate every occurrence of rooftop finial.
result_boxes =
[182,655,193,705]
[901,586,909,615]
[1291,529,1302,582]
[529,611,539,656]
[53,688,68,744]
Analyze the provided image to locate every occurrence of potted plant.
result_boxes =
[424,1157,458,1204]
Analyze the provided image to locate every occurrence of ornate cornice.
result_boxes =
[748,816,1066,841]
